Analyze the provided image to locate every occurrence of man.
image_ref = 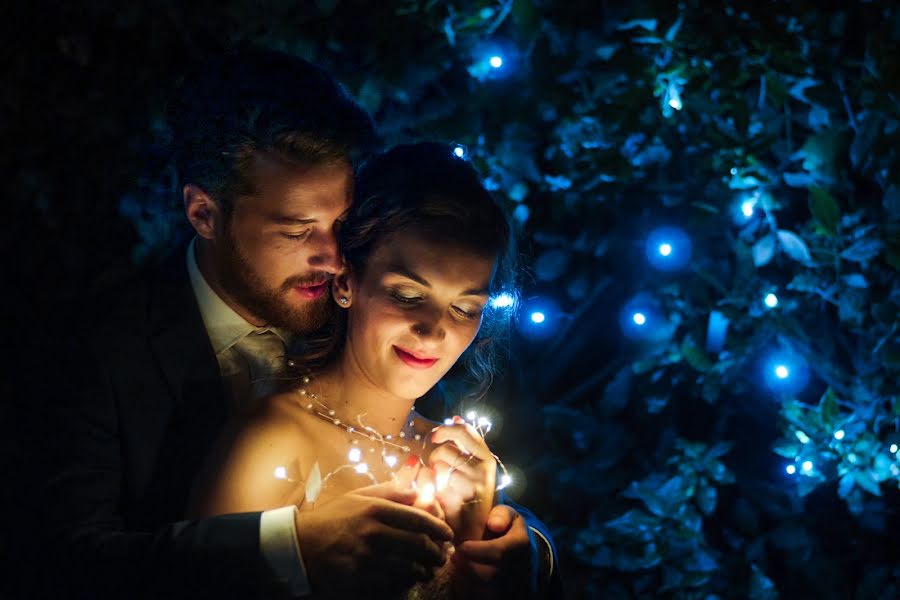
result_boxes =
[38,49,559,599]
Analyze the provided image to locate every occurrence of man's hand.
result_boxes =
[453,504,541,599]
[294,480,454,598]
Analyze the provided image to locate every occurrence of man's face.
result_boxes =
[215,155,352,334]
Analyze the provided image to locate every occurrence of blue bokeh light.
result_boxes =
[489,55,503,68]
[490,292,516,309]
[645,226,691,271]
[530,311,546,324]
[762,350,809,394]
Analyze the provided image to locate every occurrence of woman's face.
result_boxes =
[340,231,495,400]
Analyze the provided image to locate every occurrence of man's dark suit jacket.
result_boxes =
[35,251,561,599]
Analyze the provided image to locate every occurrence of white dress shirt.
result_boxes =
[187,239,311,597]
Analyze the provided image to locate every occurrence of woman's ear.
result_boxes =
[331,269,353,308]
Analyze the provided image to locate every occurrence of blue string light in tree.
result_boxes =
[645,226,692,271]
[762,349,809,394]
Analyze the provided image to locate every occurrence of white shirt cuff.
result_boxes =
[260,506,311,597]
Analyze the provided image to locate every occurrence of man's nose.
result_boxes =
[306,228,342,274]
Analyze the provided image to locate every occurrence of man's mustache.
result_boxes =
[281,274,333,290]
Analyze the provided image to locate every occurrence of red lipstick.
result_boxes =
[393,346,439,369]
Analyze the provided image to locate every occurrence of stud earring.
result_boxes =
[339,297,349,305]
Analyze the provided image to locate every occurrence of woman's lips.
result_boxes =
[393,346,439,369]
[294,281,328,300]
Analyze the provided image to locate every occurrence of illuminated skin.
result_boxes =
[185,154,351,333]
[187,210,539,598]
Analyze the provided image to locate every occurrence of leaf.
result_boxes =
[664,15,683,41]
[695,480,717,515]
[752,235,776,267]
[842,273,867,288]
[748,564,779,600]
[853,470,881,496]
[838,473,855,498]
[841,238,883,263]
[819,387,840,429]
[809,186,840,235]
[599,367,632,417]
[681,336,713,372]
[617,18,657,31]
[782,171,816,188]
[777,230,813,263]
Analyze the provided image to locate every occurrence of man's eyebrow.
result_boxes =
[270,215,316,225]
[386,266,490,297]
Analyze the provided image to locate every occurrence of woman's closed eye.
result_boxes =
[389,289,423,304]
[282,229,312,242]
[452,304,483,320]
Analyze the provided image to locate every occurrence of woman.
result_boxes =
[189,142,519,596]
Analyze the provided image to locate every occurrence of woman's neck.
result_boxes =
[314,349,417,438]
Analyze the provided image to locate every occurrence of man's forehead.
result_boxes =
[243,155,352,216]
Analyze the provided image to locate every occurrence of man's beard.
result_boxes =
[218,230,334,336]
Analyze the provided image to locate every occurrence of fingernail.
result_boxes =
[453,415,464,424]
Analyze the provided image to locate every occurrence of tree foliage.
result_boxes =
[6,1,900,598]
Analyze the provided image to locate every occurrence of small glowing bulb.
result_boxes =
[764,293,779,308]
[436,470,451,491]
[418,483,436,504]
[632,312,647,326]
[802,460,813,472]
[796,431,810,444]
[273,466,287,480]
[834,429,845,440]
[530,311,546,324]
[786,464,797,475]
[775,365,789,379]
[490,292,515,308]
[668,97,682,110]
[477,416,490,428]
[453,145,466,158]
[497,473,513,490]
[489,55,503,68]
[444,418,454,426]
[466,410,477,421]
[741,201,755,217]
[384,455,398,468]
[348,448,362,463]
[658,243,673,256]
[354,462,369,474]
[730,167,738,175]
[891,444,899,454]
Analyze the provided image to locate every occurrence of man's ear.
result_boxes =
[183,184,223,240]
[331,269,354,308]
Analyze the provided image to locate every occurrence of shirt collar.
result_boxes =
[186,238,287,355]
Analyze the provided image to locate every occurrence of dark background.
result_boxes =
[3,1,899,598]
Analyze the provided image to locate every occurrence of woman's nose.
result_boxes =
[412,312,446,342]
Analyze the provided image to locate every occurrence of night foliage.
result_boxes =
[5,1,899,598]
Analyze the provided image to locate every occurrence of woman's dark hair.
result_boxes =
[289,142,518,401]
[167,47,378,218]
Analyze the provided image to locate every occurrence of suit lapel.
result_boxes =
[145,252,226,515]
